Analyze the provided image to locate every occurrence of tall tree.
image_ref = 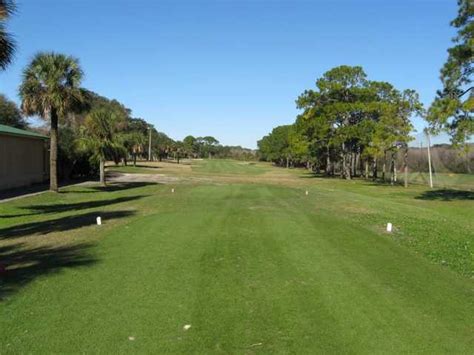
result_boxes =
[80,108,120,186]
[0,0,15,70]
[0,93,27,128]
[427,0,473,147]
[19,52,83,192]
[297,66,370,179]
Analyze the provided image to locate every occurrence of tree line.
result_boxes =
[1,77,256,188]
[0,1,256,190]
[258,65,423,181]
[258,0,472,181]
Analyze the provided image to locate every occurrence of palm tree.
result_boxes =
[19,52,83,191]
[0,0,16,69]
[81,108,120,186]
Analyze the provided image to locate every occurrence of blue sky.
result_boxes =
[0,0,457,148]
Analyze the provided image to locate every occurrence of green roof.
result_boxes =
[0,124,49,140]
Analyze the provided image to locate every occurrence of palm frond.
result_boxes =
[0,0,15,19]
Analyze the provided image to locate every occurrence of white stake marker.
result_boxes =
[386,223,392,232]
[305,190,309,196]
[96,216,102,226]
[171,188,175,193]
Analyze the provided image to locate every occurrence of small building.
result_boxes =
[0,124,49,190]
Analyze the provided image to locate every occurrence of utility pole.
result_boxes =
[148,126,152,161]
[426,130,433,188]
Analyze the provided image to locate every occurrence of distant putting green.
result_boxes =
[0,160,472,353]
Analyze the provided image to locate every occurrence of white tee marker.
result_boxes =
[305,190,309,196]
[183,324,191,331]
[386,223,393,232]
[171,188,175,193]
[96,216,102,225]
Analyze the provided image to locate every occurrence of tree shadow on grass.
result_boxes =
[1,195,148,219]
[132,164,161,169]
[60,181,158,194]
[415,189,474,201]
[0,210,135,239]
[0,242,98,300]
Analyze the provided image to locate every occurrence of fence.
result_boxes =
[392,132,473,190]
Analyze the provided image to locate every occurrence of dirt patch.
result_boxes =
[107,172,181,184]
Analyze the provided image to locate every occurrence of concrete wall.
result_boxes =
[0,134,48,190]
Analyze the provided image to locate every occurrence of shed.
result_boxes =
[0,124,49,190]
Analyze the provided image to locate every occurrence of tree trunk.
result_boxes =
[341,143,351,180]
[390,152,395,185]
[404,148,408,188]
[326,145,331,175]
[100,158,106,186]
[365,159,369,179]
[382,150,386,182]
[355,151,360,177]
[286,156,289,168]
[372,156,378,180]
[133,154,137,167]
[351,151,356,177]
[393,152,397,183]
[49,108,59,192]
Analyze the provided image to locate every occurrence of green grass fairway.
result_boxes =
[192,159,268,175]
[1,160,473,353]
[406,171,474,190]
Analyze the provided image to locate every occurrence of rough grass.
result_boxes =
[0,160,472,353]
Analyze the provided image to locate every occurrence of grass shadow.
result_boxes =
[92,182,157,192]
[61,181,158,194]
[2,195,147,218]
[415,189,474,201]
[0,242,98,300]
[0,210,135,239]
[132,164,161,169]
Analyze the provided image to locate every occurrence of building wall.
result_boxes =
[0,134,48,190]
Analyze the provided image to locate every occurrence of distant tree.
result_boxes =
[427,0,473,147]
[257,125,291,166]
[199,136,219,158]
[80,108,120,186]
[0,0,15,70]
[287,125,310,168]
[19,52,84,191]
[173,140,185,163]
[183,135,197,157]
[152,131,175,161]
[0,94,28,128]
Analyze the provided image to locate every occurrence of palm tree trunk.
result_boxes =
[100,158,106,186]
[49,108,59,192]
